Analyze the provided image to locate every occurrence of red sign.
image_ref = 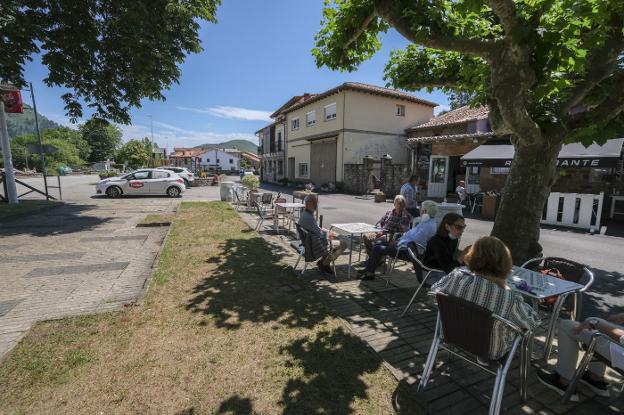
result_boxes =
[1,89,23,114]
[129,181,144,189]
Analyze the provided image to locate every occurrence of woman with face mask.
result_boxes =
[423,213,467,273]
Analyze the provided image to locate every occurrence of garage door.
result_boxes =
[310,139,337,185]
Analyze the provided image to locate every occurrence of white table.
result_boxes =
[509,266,585,359]
[610,195,624,219]
[274,202,305,235]
[330,222,383,279]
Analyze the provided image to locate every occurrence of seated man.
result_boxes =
[297,194,347,275]
[357,201,438,281]
[363,195,412,254]
[537,315,624,401]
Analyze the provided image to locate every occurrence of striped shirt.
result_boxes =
[430,268,539,359]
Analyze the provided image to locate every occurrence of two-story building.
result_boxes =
[277,82,436,186]
[196,148,241,172]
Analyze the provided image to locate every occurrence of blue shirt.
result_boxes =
[397,217,437,253]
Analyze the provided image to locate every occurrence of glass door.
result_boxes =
[427,156,449,198]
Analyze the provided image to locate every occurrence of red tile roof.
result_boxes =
[170,147,204,158]
[281,82,438,114]
[407,105,489,131]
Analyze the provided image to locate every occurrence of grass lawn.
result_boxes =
[0,201,420,414]
[0,200,60,222]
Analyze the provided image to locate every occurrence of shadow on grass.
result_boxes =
[186,235,423,414]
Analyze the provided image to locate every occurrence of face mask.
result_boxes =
[448,233,458,240]
[420,213,430,221]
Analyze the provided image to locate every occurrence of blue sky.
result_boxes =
[21,0,450,151]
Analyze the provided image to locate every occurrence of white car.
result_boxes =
[162,167,195,187]
[96,169,185,198]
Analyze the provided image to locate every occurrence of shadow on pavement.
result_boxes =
[0,203,113,237]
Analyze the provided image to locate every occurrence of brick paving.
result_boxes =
[238,208,624,414]
[0,198,177,361]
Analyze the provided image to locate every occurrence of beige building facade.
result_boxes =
[282,82,436,185]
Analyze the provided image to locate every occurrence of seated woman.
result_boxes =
[423,213,467,273]
[430,236,539,360]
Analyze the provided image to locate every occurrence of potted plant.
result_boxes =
[242,174,260,190]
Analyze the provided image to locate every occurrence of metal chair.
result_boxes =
[385,241,425,279]
[261,192,274,207]
[293,223,335,275]
[563,331,624,403]
[419,293,532,415]
[471,193,484,214]
[521,256,594,359]
[400,245,445,317]
[274,197,293,233]
[253,201,275,231]
[233,187,248,211]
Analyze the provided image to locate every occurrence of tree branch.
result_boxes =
[559,16,624,116]
[343,8,377,49]
[374,1,499,59]
[566,73,624,128]
[487,0,520,34]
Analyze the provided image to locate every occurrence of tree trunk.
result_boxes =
[491,138,562,264]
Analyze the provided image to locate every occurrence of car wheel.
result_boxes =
[167,186,181,198]
[106,186,122,198]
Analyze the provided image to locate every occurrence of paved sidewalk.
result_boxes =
[237,207,624,414]
[0,198,176,361]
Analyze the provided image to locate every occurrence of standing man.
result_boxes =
[400,175,420,218]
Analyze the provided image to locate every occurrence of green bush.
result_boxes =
[242,174,259,190]
[98,171,118,180]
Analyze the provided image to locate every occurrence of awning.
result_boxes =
[461,138,624,168]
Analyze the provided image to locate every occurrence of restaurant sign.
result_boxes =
[0,88,23,114]
[462,157,617,168]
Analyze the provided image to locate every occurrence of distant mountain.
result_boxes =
[6,104,63,139]
[199,139,258,154]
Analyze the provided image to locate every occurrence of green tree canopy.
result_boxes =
[314,0,624,262]
[9,129,84,171]
[116,139,150,169]
[79,118,121,162]
[1,0,220,123]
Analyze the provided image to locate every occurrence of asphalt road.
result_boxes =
[9,174,624,317]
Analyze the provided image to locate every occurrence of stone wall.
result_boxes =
[343,156,408,196]
[343,164,368,194]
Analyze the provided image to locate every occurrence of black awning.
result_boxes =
[461,138,624,168]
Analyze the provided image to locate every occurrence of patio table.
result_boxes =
[509,265,585,359]
[329,222,383,279]
[274,202,305,235]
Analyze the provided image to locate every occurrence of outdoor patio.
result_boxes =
[236,205,624,414]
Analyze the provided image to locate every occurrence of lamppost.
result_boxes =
[147,114,154,167]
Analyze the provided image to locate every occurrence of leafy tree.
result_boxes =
[43,127,91,161]
[1,0,220,123]
[79,118,122,162]
[314,0,624,263]
[116,139,150,169]
[9,129,83,171]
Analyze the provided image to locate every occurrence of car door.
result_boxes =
[148,170,171,194]
[126,170,151,194]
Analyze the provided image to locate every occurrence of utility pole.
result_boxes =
[29,82,49,199]
[0,96,19,204]
[147,114,154,167]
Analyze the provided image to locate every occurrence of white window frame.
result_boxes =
[291,117,300,131]
[396,104,406,117]
[324,102,337,121]
[298,163,309,177]
[306,111,316,127]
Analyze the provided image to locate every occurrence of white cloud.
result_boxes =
[176,105,272,122]
[434,105,451,116]
[117,122,257,151]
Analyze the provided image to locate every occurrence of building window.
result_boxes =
[207,158,210,162]
[291,117,300,130]
[298,163,308,177]
[277,131,282,152]
[467,166,480,185]
[396,104,405,116]
[306,111,316,126]
[324,102,337,121]
[278,160,283,175]
[229,159,234,164]
[217,158,220,163]
[490,167,510,175]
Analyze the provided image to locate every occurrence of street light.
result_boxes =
[147,114,154,167]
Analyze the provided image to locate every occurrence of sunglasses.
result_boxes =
[452,223,467,230]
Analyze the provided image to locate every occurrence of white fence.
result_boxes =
[541,192,604,231]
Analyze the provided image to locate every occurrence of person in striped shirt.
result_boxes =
[430,236,539,360]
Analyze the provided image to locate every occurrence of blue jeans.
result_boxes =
[364,242,411,273]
